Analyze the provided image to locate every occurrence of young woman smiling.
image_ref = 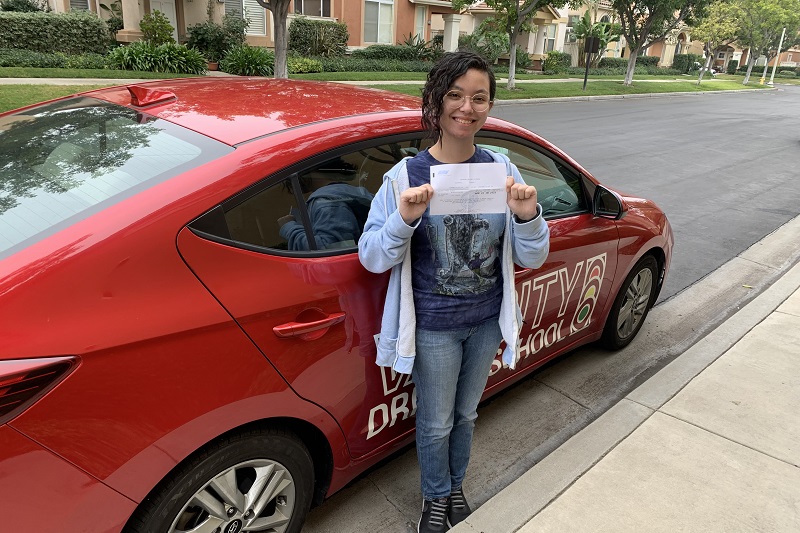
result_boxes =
[358,51,550,533]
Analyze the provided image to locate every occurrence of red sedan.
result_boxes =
[0,78,672,533]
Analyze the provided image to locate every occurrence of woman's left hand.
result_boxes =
[506,177,538,222]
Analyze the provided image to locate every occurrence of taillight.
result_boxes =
[0,357,78,425]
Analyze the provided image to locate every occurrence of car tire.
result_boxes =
[124,428,314,533]
[601,255,658,350]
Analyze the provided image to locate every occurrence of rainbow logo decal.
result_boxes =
[571,254,606,334]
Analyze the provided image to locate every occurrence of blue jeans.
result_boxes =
[413,319,502,500]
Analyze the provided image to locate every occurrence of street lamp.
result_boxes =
[768,27,787,86]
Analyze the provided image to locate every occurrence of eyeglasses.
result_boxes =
[444,91,492,112]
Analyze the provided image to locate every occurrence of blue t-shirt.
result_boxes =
[407,148,505,330]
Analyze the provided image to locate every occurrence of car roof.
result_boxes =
[83,77,423,146]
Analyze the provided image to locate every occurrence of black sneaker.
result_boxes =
[448,488,472,526]
[418,497,450,532]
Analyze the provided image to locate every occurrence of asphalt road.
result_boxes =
[303,86,800,533]
[494,84,800,302]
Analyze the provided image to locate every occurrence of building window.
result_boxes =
[545,24,556,52]
[788,53,793,62]
[414,6,426,39]
[69,0,89,9]
[364,0,393,44]
[717,52,725,59]
[226,0,267,36]
[295,0,330,17]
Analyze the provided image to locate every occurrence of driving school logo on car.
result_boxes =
[366,254,606,440]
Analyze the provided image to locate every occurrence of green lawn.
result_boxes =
[363,80,767,100]
[0,67,198,79]
[0,84,114,113]
[0,68,775,113]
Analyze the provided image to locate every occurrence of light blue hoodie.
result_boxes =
[358,150,550,374]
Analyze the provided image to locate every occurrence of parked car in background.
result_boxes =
[0,78,672,533]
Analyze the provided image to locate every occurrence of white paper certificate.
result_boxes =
[429,162,507,216]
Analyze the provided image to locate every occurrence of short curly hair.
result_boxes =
[421,51,496,141]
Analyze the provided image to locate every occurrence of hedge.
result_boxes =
[288,17,348,57]
[672,53,702,73]
[598,57,627,68]
[0,11,109,54]
[542,50,572,73]
[313,56,433,72]
[352,44,419,61]
[0,48,109,69]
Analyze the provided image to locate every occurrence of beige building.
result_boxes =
[46,0,566,64]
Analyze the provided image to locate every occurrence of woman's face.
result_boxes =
[438,68,493,143]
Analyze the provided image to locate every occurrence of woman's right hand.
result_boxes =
[399,184,434,225]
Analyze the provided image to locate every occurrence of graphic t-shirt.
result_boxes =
[407,148,505,330]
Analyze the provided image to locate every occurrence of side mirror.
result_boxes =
[593,185,626,220]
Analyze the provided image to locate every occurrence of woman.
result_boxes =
[358,51,550,533]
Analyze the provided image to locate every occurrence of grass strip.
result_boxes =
[0,67,199,79]
[0,84,112,113]
[361,80,767,99]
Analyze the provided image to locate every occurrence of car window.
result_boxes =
[476,137,587,219]
[217,140,426,253]
[0,97,232,258]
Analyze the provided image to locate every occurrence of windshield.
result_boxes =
[0,96,233,258]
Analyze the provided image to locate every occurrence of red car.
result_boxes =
[0,78,672,533]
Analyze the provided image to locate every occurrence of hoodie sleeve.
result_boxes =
[358,175,419,274]
[509,164,550,269]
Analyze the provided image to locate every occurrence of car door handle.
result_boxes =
[273,312,346,340]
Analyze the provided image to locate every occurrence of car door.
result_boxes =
[474,134,620,389]
[178,136,427,459]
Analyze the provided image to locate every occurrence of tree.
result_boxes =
[573,10,622,67]
[611,0,712,86]
[730,0,800,84]
[690,0,737,85]
[452,0,576,90]
[254,0,291,78]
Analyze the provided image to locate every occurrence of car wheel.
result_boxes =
[125,429,314,533]
[601,255,658,350]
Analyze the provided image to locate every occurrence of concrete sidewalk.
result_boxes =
[453,261,800,532]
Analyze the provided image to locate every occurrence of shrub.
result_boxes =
[672,53,701,73]
[352,44,419,61]
[61,51,108,69]
[288,17,348,57]
[313,56,433,72]
[515,46,531,70]
[0,11,109,54]
[187,20,225,61]
[399,32,443,62]
[458,18,509,64]
[106,14,123,36]
[777,71,796,78]
[140,10,175,46]
[107,41,205,73]
[221,13,247,49]
[288,55,322,73]
[0,0,46,12]
[542,50,571,73]
[726,59,738,75]
[598,57,627,69]
[637,55,659,67]
[219,44,273,76]
[0,47,64,67]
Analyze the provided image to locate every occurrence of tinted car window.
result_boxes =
[476,137,586,219]
[214,140,426,253]
[0,97,232,257]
